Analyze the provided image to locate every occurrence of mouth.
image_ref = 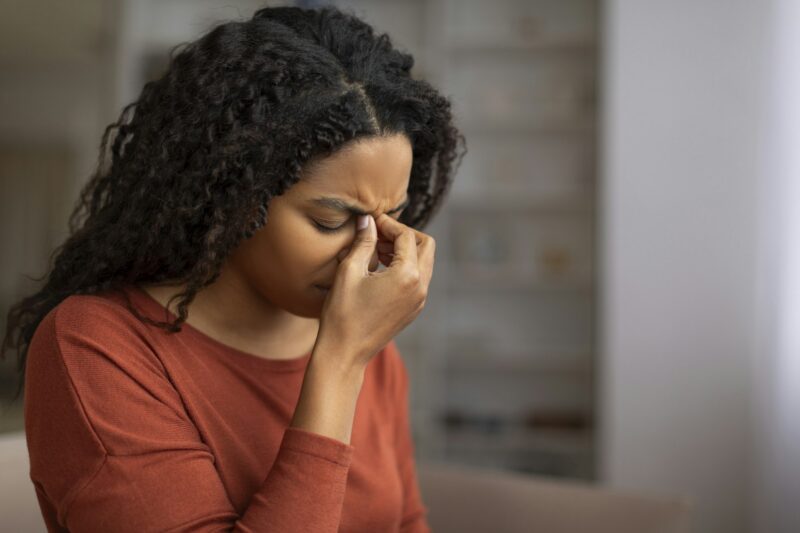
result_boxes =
[314,284,331,292]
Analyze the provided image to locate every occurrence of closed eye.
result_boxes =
[312,219,348,233]
[310,208,405,235]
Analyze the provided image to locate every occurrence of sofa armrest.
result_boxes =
[0,431,46,532]
[417,461,692,533]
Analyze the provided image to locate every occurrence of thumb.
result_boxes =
[344,214,377,269]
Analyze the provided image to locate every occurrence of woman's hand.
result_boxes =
[314,212,435,371]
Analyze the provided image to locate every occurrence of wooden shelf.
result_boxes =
[447,271,594,292]
[445,353,593,375]
[444,38,597,55]
[458,118,596,135]
[443,425,593,456]
[446,192,594,213]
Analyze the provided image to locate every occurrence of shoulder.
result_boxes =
[53,289,151,337]
[58,291,156,352]
[25,291,193,448]
[29,290,166,378]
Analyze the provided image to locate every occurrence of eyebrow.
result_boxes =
[309,196,410,216]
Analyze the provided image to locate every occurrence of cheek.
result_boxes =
[293,229,341,267]
[268,212,349,273]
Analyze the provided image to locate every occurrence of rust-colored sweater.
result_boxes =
[24,284,431,532]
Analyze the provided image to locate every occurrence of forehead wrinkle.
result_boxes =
[352,183,409,214]
[309,193,409,217]
[299,134,412,216]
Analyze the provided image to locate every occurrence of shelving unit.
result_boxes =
[336,0,600,481]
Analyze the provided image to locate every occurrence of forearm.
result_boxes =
[289,341,366,445]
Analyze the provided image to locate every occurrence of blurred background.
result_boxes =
[0,1,797,532]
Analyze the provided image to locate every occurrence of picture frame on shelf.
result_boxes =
[513,212,594,283]
[448,210,518,276]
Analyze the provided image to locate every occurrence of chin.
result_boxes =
[293,308,323,319]
[278,288,327,319]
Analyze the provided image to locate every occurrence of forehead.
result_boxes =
[291,134,413,204]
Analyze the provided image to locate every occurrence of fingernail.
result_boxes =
[357,214,369,230]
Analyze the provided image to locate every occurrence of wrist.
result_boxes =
[308,339,366,385]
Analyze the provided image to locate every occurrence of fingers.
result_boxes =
[378,236,434,282]
[390,225,418,268]
[417,234,435,288]
[340,214,377,275]
[375,213,424,246]
[375,214,435,286]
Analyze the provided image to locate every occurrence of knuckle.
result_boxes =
[402,269,421,289]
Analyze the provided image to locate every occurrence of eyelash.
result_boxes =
[312,219,348,233]
[311,209,404,234]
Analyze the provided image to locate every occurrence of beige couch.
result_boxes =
[1,431,691,532]
[418,461,692,532]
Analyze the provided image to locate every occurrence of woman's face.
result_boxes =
[225,133,413,318]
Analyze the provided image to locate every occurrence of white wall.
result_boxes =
[599,1,767,532]
[752,1,800,532]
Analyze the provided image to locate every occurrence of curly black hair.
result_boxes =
[1,4,466,403]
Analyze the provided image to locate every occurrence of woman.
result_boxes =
[2,4,465,532]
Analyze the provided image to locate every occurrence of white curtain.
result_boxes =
[753,0,800,531]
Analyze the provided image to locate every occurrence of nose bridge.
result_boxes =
[367,193,395,219]
[371,202,388,219]
[336,196,393,264]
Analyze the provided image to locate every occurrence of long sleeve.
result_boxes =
[386,341,432,533]
[24,299,354,533]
